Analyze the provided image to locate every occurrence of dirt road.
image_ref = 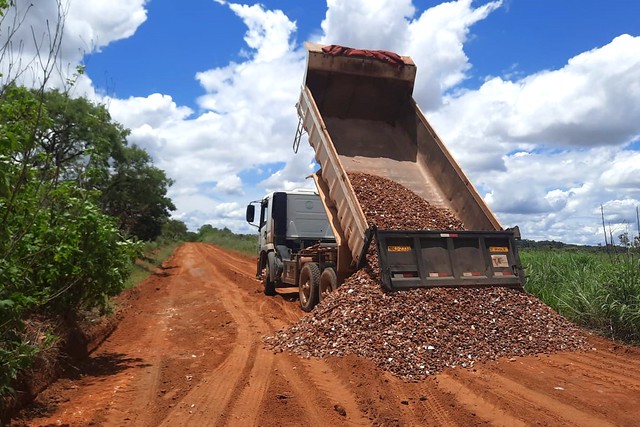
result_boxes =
[12,242,640,426]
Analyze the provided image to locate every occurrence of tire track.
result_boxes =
[447,367,571,426]
[158,250,264,426]
[459,367,614,427]
[415,381,458,426]
[436,373,527,427]
[194,243,368,426]
[224,348,276,425]
[297,358,370,425]
[99,250,185,426]
[495,354,640,425]
[575,347,640,368]
[563,351,640,376]
[267,356,330,425]
[543,355,640,390]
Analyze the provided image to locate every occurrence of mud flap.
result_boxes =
[375,229,525,291]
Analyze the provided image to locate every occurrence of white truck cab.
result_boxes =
[246,190,336,308]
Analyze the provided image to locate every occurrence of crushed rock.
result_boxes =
[265,172,589,379]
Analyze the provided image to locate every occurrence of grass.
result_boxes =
[124,239,182,288]
[522,248,640,344]
[198,227,257,256]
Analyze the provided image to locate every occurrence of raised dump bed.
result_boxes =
[295,42,524,290]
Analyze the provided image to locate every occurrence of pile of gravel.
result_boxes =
[266,265,589,379]
[265,173,589,379]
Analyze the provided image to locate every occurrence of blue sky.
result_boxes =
[465,1,640,91]
[84,0,329,107]
[3,0,640,245]
[84,1,640,107]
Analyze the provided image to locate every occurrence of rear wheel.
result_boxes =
[299,262,320,312]
[319,267,337,303]
[263,262,276,296]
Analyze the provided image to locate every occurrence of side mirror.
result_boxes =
[246,204,255,223]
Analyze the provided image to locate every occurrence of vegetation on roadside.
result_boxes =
[522,249,640,344]
[125,221,196,288]
[0,1,180,404]
[197,224,257,256]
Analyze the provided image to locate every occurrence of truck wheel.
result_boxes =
[319,267,337,303]
[299,263,320,312]
[263,264,276,296]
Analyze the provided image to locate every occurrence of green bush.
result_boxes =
[0,86,141,398]
[0,7,175,403]
[0,179,141,396]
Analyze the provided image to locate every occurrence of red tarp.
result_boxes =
[321,45,406,67]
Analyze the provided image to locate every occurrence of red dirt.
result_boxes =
[10,242,640,426]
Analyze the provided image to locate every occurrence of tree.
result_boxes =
[162,218,189,240]
[101,145,176,241]
[31,89,175,241]
[34,89,128,188]
[0,0,150,400]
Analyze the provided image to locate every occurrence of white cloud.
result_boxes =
[406,0,502,109]
[600,150,640,189]
[215,175,244,195]
[318,0,415,50]
[108,94,193,128]
[66,0,147,53]
[423,32,640,243]
[172,199,248,233]
[0,0,147,91]
[95,2,310,232]
[545,189,570,212]
[259,143,318,193]
[228,3,296,62]
[601,199,640,224]
[432,34,640,150]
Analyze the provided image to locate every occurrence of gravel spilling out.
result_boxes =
[348,172,465,231]
[265,173,589,379]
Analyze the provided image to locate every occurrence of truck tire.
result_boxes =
[299,262,320,312]
[263,263,276,296]
[319,267,337,303]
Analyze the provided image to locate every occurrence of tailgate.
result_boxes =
[375,229,524,290]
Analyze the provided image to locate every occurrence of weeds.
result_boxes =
[198,226,257,256]
[124,239,181,288]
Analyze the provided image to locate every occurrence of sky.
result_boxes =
[2,0,640,245]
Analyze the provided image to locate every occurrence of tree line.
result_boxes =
[0,86,176,399]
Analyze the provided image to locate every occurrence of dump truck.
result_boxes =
[247,43,524,311]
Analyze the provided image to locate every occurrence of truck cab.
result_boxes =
[246,190,335,300]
